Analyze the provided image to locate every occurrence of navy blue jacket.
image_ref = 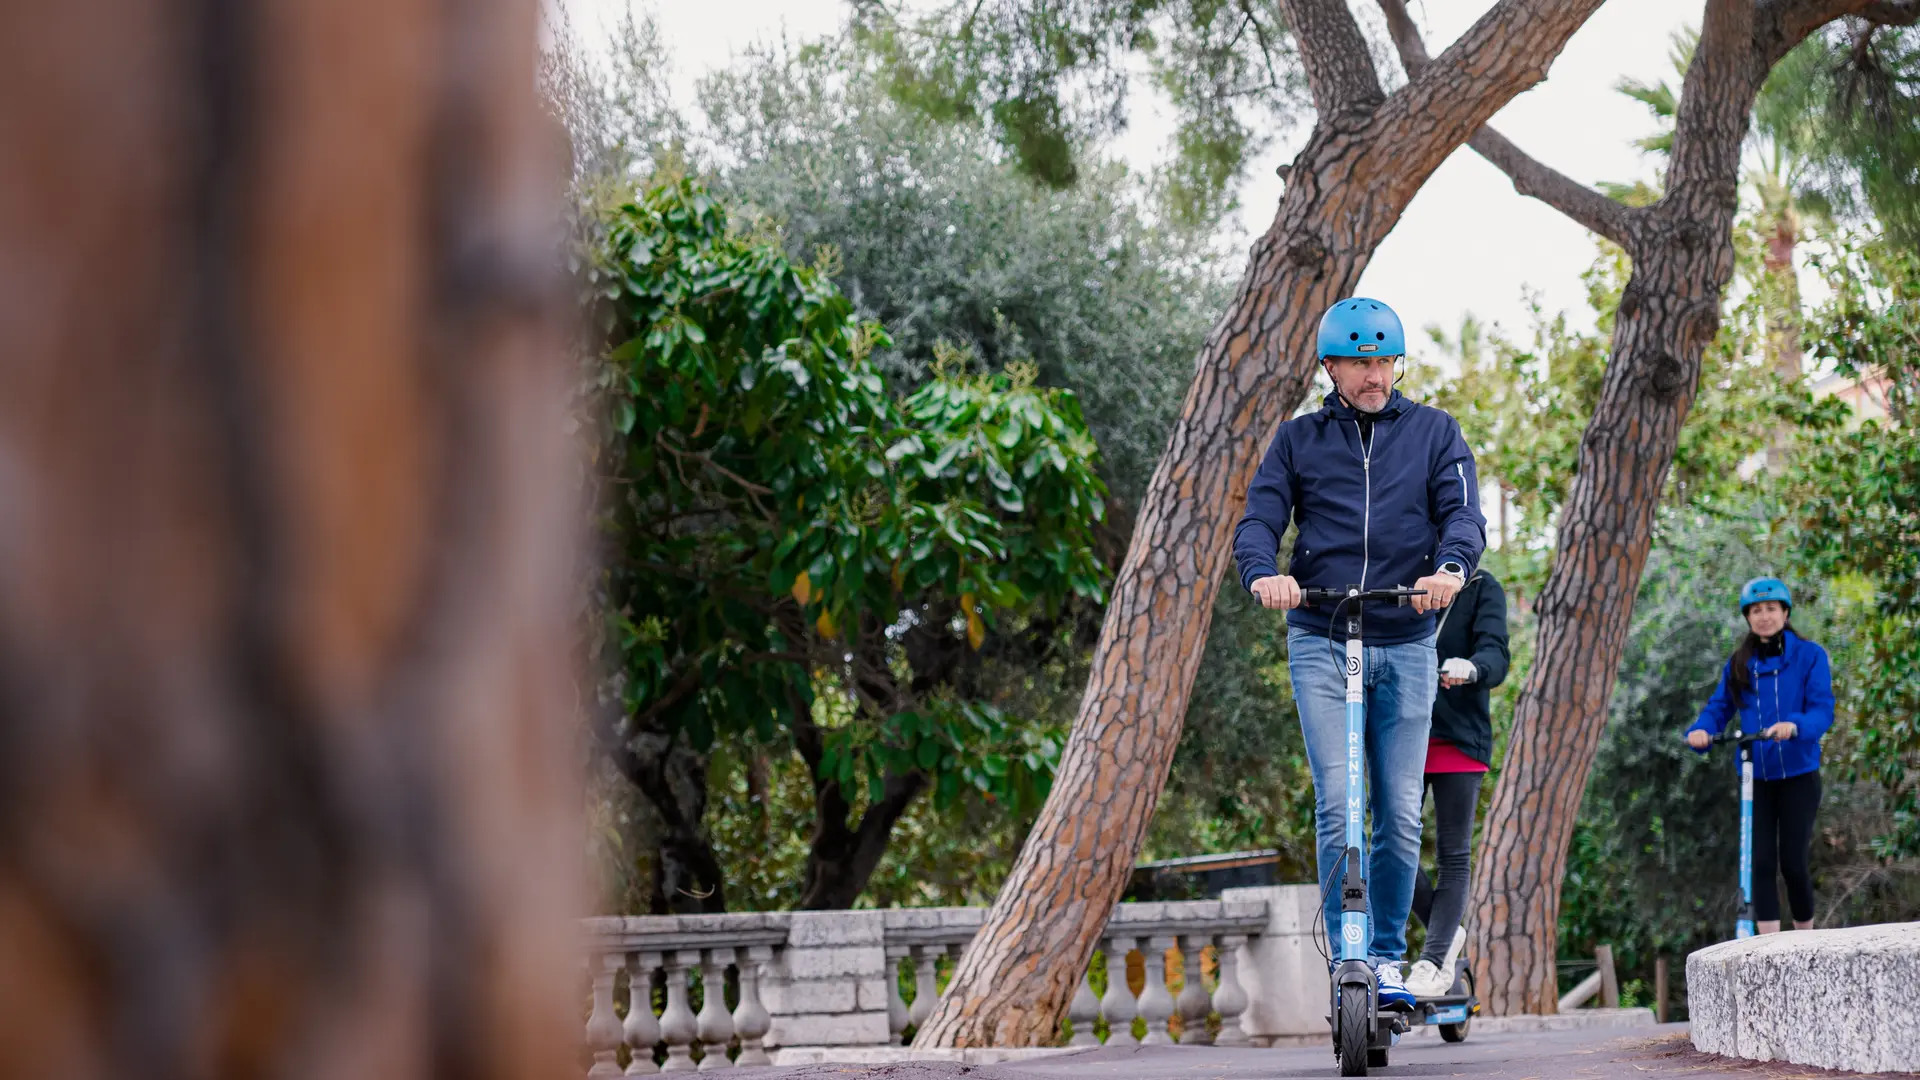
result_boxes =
[1686,629,1833,780]
[1234,390,1487,645]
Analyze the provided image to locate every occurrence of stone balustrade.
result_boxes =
[583,912,788,1076]
[582,885,1325,1076]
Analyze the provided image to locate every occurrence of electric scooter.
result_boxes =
[1301,584,1424,1077]
[1711,727,1767,939]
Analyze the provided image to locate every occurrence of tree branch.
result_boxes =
[845,769,930,884]
[1278,0,1384,116]
[1862,0,1920,22]
[1469,127,1640,250]
[1753,0,1917,70]
[1375,0,1430,75]
[1370,0,1608,187]
[1380,0,1636,246]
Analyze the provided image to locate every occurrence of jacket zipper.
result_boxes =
[1357,421,1373,590]
[1748,659,1786,781]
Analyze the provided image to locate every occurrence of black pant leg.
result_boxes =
[1751,775,1783,922]
[1419,771,1483,966]
[1776,771,1822,923]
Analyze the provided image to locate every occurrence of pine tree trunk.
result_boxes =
[0,0,580,1074]
[913,0,1607,1047]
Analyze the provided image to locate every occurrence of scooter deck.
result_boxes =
[1412,995,1477,1026]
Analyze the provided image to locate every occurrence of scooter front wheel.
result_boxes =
[1337,984,1370,1077]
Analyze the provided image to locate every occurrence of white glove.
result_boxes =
[1440,658,1477,683]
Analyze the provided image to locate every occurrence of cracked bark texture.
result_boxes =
[1463,0,1917,1015]
[913,0,1607,1048]
[0,0,580,1075]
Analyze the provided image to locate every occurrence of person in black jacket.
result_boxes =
[1403,570,1509,998]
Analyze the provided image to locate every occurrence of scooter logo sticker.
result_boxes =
[1346,655,1361,678]
[1344,923,1363,945]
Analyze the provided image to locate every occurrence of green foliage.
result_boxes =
[1757,25,1920,249]
[591,173,1110,900]
[1786,237,1920,857]
[848,0,1304,220]
[700,38,1230,507]
[1413,230,1809,591]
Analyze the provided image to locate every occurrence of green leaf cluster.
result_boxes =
[590,171,1109,859]
[1785,237,1920,857]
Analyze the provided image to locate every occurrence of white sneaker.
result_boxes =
[1374,961,1416,1009]
[1404,958,1452,998]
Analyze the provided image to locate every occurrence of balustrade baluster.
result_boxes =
[625,952,664,1074]
[696,948,736,1070]
[884,946,911,1044]
[1211,935,1251,1047]
[1137,936,1176,1045]
[1098,938,1138,1045]
[907,945,941,1029]
[1176,935,1212,1045]
[659,950,700,1071]
[587,953,625,1079]
[731,946,774,1067]
[1066,963,1101,1047]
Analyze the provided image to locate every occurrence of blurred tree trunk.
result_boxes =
[0,0,581,1075]
[1448,0,1919,1014]
[914,0,1606,1047]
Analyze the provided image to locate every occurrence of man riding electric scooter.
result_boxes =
[1234,298,1487,1047]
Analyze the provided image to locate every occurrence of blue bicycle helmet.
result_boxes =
[1317,298,1406,358]
[1739,577,1792,613]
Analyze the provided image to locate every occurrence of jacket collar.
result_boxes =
[1750,628,1801,672]
[1322,388,1412,421]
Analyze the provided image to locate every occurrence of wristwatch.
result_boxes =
[1437,560,1466,585]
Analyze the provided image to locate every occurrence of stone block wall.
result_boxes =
[1688,921,1920,1074]
[1220,884,1325,1044]
[764,910,891,1048]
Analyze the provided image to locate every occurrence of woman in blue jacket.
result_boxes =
[1684,577,1835,933]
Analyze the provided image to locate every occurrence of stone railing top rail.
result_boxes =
[584,911,791,953]
[582,897,1272,953]
[883,898,1270,943]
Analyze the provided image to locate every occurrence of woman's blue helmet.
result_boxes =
[1739,576,1792,613]
[1317,298,1406,358]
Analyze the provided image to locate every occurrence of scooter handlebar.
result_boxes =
[1711,729,1767,746]
[1299,585,1428,608]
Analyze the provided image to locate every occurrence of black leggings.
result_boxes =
[1753,770,1821,923]
[1411,772,1482,966]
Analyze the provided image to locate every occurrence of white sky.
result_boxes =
[564,0,1705,350]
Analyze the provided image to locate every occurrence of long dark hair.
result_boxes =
[1728,620,1793,698]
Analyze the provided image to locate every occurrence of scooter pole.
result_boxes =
[1737,742,1756,939]
[1712,728,1762,940]
[1340,618,1367,965]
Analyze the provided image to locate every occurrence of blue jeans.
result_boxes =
[1288,625,1436,965]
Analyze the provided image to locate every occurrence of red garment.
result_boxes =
[1426,737,1489,774]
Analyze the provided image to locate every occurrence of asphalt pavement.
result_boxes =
[768,1026,1904,1080]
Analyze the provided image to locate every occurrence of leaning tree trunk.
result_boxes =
[914,0,1607,1047]
[1460,0,1913,1014]
[0,0,581,1075]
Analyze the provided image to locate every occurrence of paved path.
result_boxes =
[772,1026,1902,1080]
